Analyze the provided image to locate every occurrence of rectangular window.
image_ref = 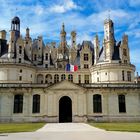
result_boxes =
[122,70,125,81]
[84,54,88,61]
[124,60,127,64]
[118,95,126,113]
[19,58,21,63]
[84,75,89,84]
[93,95,102,113]
[84,64,89,69]
[32,95,40,113]
[13,94,23,113]
[45,53,48,60]
[78,75,81,83]
[19,76,22,81]
[127,71,131,81]
[34,54,37,61]
[45,64,48,68]
[19,46,22,54]
[123,49,127,56]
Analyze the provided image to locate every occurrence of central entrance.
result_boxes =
[59,96,72,123]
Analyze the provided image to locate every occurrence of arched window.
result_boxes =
[37,74,43,84]
[32,94,40,113]
[61,74,66,81]
[13,94,23,113]
[45,74,52,84]
[68,74,73,82]
[93,94,102,113]
[118,94,126,113]
[54,74,59,83]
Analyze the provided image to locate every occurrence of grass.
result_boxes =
[89,122,140,132]
[0,123,46,133]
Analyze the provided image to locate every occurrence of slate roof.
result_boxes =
[98,41,121,62]
[0,39,8,57]
[112,41,121,60]
[74,41,94,66]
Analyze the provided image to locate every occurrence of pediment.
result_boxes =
[47,80,84,90]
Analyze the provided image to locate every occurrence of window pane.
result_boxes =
[32,94,40,113]
[93,94,102,113]
[118,95,126,113]
[68,74,73,82]
[13,94,23,113]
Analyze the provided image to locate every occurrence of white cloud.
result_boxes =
[77,33,93,44]
[34,5,44,15]
[65,0,77,10]
[49,0,78,13]
[50,5,65,13]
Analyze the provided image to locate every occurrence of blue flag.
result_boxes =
[66,63,70,71]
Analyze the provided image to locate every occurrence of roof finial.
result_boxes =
[62,22,65,31]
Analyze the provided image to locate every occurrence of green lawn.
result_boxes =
[0,123,45,133]
[89,122,140,132]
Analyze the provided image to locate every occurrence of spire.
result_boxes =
[61,23,66,35]
[62,22,65,31]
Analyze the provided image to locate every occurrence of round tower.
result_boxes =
[8,16,20,58]
[11,16,20,38]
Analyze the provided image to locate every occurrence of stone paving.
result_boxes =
[0,123,140,140]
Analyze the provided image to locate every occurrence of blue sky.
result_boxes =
[0,0,140,74]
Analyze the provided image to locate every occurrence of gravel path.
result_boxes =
[0,123,140,140]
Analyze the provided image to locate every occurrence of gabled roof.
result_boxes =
[47,80,85,90]
[80,41,94,52]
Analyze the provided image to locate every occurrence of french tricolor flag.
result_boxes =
[66,64,78,72]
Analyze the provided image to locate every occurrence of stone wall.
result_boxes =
[0,82,140,122]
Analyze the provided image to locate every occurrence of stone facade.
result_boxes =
[0,82,140,122]
[0,16,139,122]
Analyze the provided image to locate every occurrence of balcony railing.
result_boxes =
[79,83,140,88]
[0,83,140,88]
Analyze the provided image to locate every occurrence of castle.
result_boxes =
[0,16,139,123]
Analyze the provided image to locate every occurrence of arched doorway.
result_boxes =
[59,96,72,123]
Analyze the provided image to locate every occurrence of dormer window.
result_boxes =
[84,54,88,61]
[123,49,127,56]
[84,64,89,69]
